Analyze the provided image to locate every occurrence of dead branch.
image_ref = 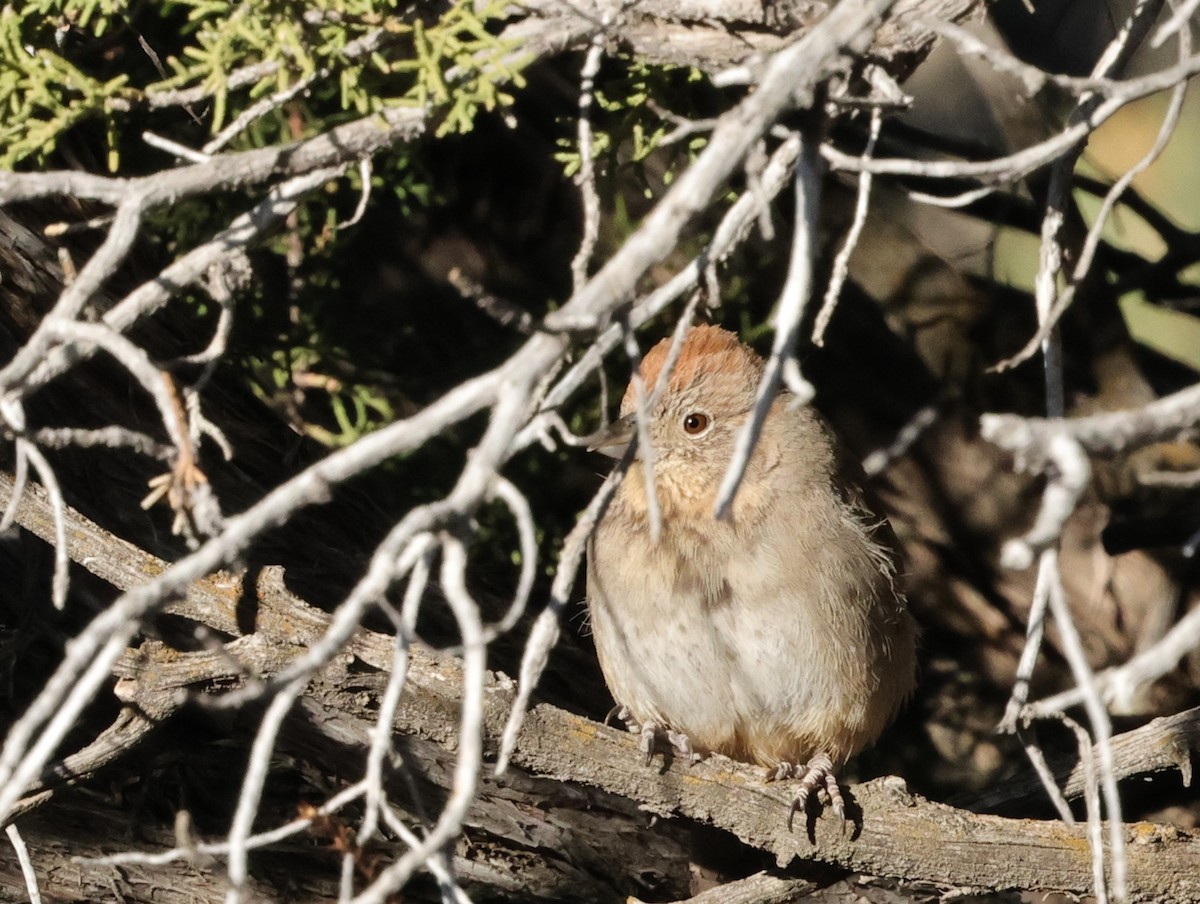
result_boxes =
[3,470,1200,902]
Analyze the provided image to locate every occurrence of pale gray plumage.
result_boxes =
[586,324,917,793]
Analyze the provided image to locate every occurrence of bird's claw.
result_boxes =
[604,704,631,727]
[769,752,845,832]
[639,723,657,766]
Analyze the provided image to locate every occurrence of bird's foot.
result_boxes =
[605,706,700,766]
[639,722,700,766]
[767,752,845,831]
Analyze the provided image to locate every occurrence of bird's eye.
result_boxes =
[682,412,710,436]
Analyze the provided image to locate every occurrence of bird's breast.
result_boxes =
[588,497,915,765]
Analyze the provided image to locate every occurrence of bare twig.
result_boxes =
[142,131,211,163]
[5,823,41,904]
[495,464,628,773]
[17,443,69,610]
[0,199,143,392]
[822,47,1200,190]
[988,7,1169,893]
[78,780,371,867]
[995,3,1192,372]
[570,10,614,293]
[1031,601,1200,717]
[0,108,423,210]
[225,682,305,903]
[981,383,1200,460]
[1154,0,1200,46]
[483,478,539,639]
[813,106,881,346]
[350,534,486,904]
[358,543,434,845]
[336,158,374,230]
[534,132,804,423]
[27,426,171,459]
[23,166,346,396]
[714,129,821,520]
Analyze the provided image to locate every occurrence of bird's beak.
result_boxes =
[586,413,636,459]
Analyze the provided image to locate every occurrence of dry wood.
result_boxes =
[3,470,1200,902]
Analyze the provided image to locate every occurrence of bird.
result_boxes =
[586,324,917,824]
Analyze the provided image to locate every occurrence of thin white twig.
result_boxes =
[41,320,190,454]
[903,181,999,209]
[743,140,776,241]
[629,293,704,540]
[813,106,881,346]
[1000,552,1054,732]
[1002,557,1076,825]
[225,683,305,904]
[350,535,485,903]
[622,326,662,543]
[28,426,171,459]
[0,398,29,532]
[184,260,243,371]
[19,442,70,609]
[1031,601,1200,716]
[43,212,115,236]
[921,17,1092,95]
[996,8,1192,372]
[339,852,356,903]
[653,106,718,147]
[570,10,612,293]
[860,398,942,477]
[142,131,211,163]
[1153,0,1200,46]
[992,426,1092,574]
[483,477,538,639]
[2,395,70,607]
[359,539,434,844]
[204,72,319,155]
[337,158,374,230]
[378,805,472,904]
[0,199,144,393]
[1061,712,1107,904]
[1044,552,1126,902]
[142,131,212,163]
[652,295,703,409]
[76,780,370,866]
[1093,0,1161,76]
[714,131,820,520]
[534,133,804,425]
[5,823,42,904]
[822,48,1200,187]
[1017,726,1076,824]
[187,389,235,461]
[495,468,628,773]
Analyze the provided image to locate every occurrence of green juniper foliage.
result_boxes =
[0,0,526,169]
[554,60,710,199]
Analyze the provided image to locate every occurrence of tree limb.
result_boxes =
[4,469,1200,902]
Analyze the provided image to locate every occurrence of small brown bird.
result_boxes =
[586,324,917,821]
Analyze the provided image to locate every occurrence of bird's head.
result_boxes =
[591,325,770,512]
